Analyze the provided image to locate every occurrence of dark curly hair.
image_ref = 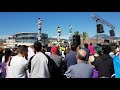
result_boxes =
[102,45,111,54]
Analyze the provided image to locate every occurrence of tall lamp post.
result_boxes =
[57,26,62,44]
[37,18,42,42]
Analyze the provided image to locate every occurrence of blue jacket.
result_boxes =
[113,55,120,78]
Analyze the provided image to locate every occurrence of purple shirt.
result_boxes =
[64,51,77,68]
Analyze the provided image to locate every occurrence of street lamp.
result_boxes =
[37,18,42,42]
[57,26,62,43]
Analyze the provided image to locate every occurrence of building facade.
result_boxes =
[6,32,48,47]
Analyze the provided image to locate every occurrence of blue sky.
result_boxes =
[0,12,120,39]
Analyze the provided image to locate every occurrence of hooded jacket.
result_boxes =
[93,54,114,78]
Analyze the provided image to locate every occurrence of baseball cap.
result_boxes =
[51,46,57,54]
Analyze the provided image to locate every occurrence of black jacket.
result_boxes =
[93,54,114,78]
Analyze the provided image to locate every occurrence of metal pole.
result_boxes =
[112,36,114,43]
[97,32,98,44]
[96,19,99,44]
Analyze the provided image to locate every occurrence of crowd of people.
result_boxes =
[0,40,120,78]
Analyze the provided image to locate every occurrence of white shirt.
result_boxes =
[7,56,28,78]
[28,47,35,61]
[45,52,51,56]
[30,52,50,78]
[2,56,5,63]
[62,51,65,58]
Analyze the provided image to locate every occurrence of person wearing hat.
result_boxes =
[50,46,62,68]
[49,46,63,78]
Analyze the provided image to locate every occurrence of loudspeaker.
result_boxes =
[97,24,104,33]
[73,35,81,45]
[109,30,115,36]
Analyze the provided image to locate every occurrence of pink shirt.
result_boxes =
[88,44,95,55]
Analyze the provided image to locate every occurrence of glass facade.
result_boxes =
[16,38,37,43]
[15,33,37,39]
[13,32,48,44]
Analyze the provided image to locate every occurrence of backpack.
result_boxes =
[28,55,35,73]
[46,54,62,78]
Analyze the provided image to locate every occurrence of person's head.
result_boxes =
[71,43,78,51]
[113,47,119,55]
[88,55,95,68]
[88,55,95,64]
[33,41,42,52]
[76,49,86,63]
[17,45,28,57]
[64,47,70,56]
[48,43,51,47]
[66,47,71,53]
[5,48,12,56]
[4,48,12,62]
[90,42,92,46]
[97,43,102,47]
[76,45,81,52]
[84,43,88,48]
[29,45,34,49]
[102,45,111,54]
[97,50,102,56]
[47,47,51,52]
[51,46,57,55]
